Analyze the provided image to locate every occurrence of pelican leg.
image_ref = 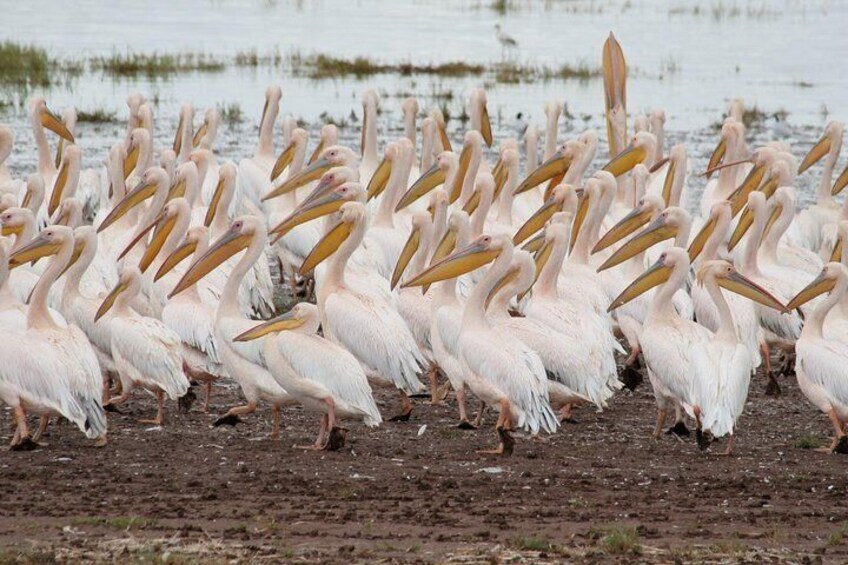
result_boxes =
[270,405,282,441]
[455,388,476,429]
[213,400,258,427]
[296,414,328,450]
[721,434,735,456]
[560,403,577,424]
[388,391,413,422]
[139,390,165,426]
[827,409,847,454]
[666,405,690,437]
[202,381,213,413]
[473,400,486,428]
[427,365,450,405]
[105,386,132,409]
[693,406,710,451]
[324,398,348,451]
[477,399,514,456]
[652,408,668,439]
[31,416,50,444]
[762,342,781,396]
[10,406,37,451]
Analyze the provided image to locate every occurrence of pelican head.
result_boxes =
[688,200,732,261]
[594,193,665,254]
[299,201,367,275]
[193,107,219,149]
[205,162,236,228]
[463,172,495,215]
[269,127,308,182]
[49,144,81,215]
[119,197,189,273]
[124,127,151,179]
[429,107,451,151]
[99,166,170,233]
[608,247,688,311]
[20,173,45,213]
[787,262,848,311]
[155,225,209,282]
[397,151,459,211]
[602,131,655,177]
[235,302,321,342]
[515,139,581,196]
[403,233,507,289]
[96,265,143,322]
[264,145,358,201]
[391,210,432,290]
[0,206,34,238]
[598,206,690,272]
[799,120,844,174]
[366,141,400,201]
[469,88,492,147]
[8,224,73,269]
[270,181,364,242]
[513,183,578,245]
[29,96,75,142]
[51,197,82,228]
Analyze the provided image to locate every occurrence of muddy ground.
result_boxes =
[0,363,845,564]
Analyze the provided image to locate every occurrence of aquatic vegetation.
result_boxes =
[218,102,244,124]
[77,108,118,123]
[90,51,226,77]
[598,526,641,555]
[0,42,50,86]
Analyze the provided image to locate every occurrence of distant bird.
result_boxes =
[495,24,518,55]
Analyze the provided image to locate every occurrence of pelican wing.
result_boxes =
[691,341,751,437]
[797,338,848,410]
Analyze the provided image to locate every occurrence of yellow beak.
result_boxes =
[831,235,844,263]
[308,139,326,166]
[798,135,830,174]
[299,219,353,276]
[170,226,252,298]
[602,32,627,157]
[269,188,347,242]
[234,311,306,342]
[263,157,331,202]
[521,231,545,253]
[608,260,670,312]
[687,217,716,262]
[403,239,499,288]
[480,103,493,147]
[787,271,834,311]
[728,164,766,216]
[515,152,571,195]
[437,122,452,152]
[48,156,71,216]
[832,163,848,196]
[717,270,788,313]
[124,143,140,180]
[204,176,226,228]
[155,238,197,281]
[485,265,519,310]
[8,232,61,269]
[98,178,157,233]
[396,163,444,211]
[270,140,297,182]
[94,282,128,322]
[40,107,75,142]
[58,238,85,278]
[661,158,676,206]
[450,144,473,204]
[598,215,676,272]
[592,205,652,254]
[192,121,208,148]
[704,137,727,180]
[173,113,186,156]
[138,213,178,273]
[391,224,421,290]
[602,143,646,177]
[462,188,482,215]
[513,197,559,245]
[366,156,392,201]
[168,177,187,201]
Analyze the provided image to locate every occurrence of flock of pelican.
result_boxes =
[0,34,846,456]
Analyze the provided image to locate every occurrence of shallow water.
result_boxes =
[0,0,845,209]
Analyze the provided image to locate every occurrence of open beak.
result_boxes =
[687,217,715,262]
[170,225,251,298]
[48,156,71,216]
[513,197,559,245]
[602,142,646,177]
[787,270,835,310]
[94,281,128,322]
[204,176,226,227]
[269,188,346,242]
[173,113,186,156]
[270,140,297,182]
[704,137,727,180]
[234,310,306,342]
[192,121,208,148]
[485,265,519,310]
[40,107,75,142]
[728,164,767,216]
[598,215,676,272]
[717,270,788,312]
[832,163,848,196]
[661,158,676,206]
[798,135,830,174]
[403,238,499,288]
[515,152,571,195]
[299,218,352,275]
[263,157,331,201]
[155,238,197,281]
[479,102,493,147]
[124,143,139,180]
[438,122,452,152]
[593,204,652,254]
[98,178,157,233]
[391,224,421,290]
[602,32,627,157]
[608,260,670,312]
[8,232,61,269]
[396,163,444,211]
[308,139,326,165]
[366,156,392,201]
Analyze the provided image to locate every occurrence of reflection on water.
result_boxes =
[0,0,843,209]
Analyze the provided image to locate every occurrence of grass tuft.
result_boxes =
[600,526,641,555]
[90,51,226,78]
[0,42,50,86]
[77,108,118,123]
[218,102,243,124]
[510,535,550,551]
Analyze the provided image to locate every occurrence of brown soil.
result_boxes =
[0,367,845,564]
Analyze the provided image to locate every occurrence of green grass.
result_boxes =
[827,523,848,547]
[217,102,243,124]
[71,515,158,531]
[599,526,641,555]
[77,108,118,123]
[90,51,226,77]
[510,536,551,551]
[795,436,822,449]
[0,42,50,86]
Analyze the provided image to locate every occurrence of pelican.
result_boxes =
[169,216,295,437]
[405,233,558,455]
[401,97,421,182]
[0,126,23,199]
[297,201,426,419]
[787,263,848,453]
[238,86,282,210]
[235,302,382,450]
[28,97,75,191]
[468,88,493,149]
[700,121,746,216]
[5,225,107,446]
[193,107,219,152]
[360,89,380,186]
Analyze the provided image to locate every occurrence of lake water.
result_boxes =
[0,0,845,207]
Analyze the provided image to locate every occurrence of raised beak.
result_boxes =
[8,232,61,269]
[396,163,444,211]
[602,32,627,157]
[485,265,519,310]
[569,191,590,251]
[402,238,499,288]
[661,158,676,206]
[787,270,834,311]
[602,142,646,177]
[48,155,71,216]
[480,102,493,147]
[704,137,727,180]
[40,107,75,142]
[687,217,715,262]
[269,188,346,242]
[124,143,139,180]
[173,113,186,155]
[170,225,251,298]
[270,140,297,182]
[234,310,305,342]
[437,122,452,152]
[513,197,558,245]
[598,215,675,272]
[204,176,226,228]
[798,135,830,174]
[391,224,421,290]
[832,163,848,196]
[728,164,766,216]
[308,139,326,165]
[515,152,571,195]
[54,138,65,170]
[192,121,208,148]
[593,204,652,254]
[608,260,670,312]
[263,157,331,201]
[98,178,157,233]
[155,238,198,281]
[718,270,788,313]
[299,219,352,275]
[94,281,127,322]
[366,156,392,201]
